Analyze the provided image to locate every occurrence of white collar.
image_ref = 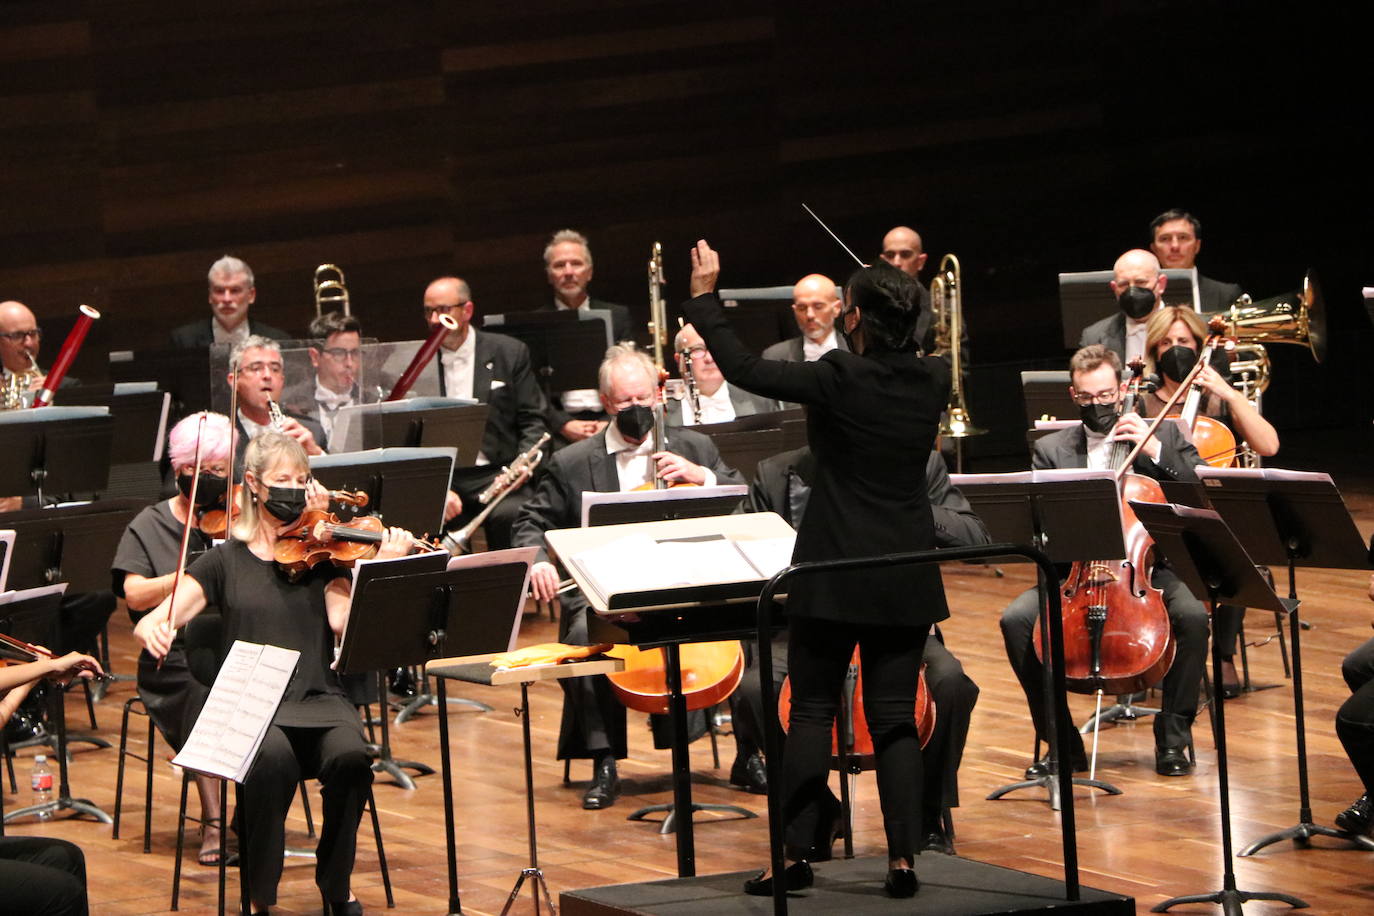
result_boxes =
[604,421,653,455]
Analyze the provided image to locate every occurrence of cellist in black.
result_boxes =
[999,345,1211,777]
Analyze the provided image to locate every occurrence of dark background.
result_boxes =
[2,1,1368,468]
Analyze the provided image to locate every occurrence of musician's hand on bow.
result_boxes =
[653,451,706,485]
[1110,412,1162,461]
[279,417,324,456]
[376,526,413,561]
[44,651,104,685]
[134,609,176,661]
[529,561,561,602]
[689,240,720,298]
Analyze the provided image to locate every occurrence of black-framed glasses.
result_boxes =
[1070,388,1121,406]
[320,347,361,361]
[0,328,41,343]
[422,304,462,318]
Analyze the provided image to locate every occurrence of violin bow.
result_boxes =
[161,413,208,667]
[224,354,241,541]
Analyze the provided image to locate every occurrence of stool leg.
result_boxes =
[300,778,316,838]
[171,772,190,911]
[143,715,156,854]
[113,700,133,840]
[368,786,394,908]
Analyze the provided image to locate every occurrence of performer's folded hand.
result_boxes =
[653,451,706,485]
[529,561,560,602]
[689,240,720,298]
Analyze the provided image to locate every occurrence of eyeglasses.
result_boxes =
[679,346,706,359]
[422,304,463,318]
[1070,388,1121,406]
[241,361,284,375]
[0,329,41,343]
[320,347,361,361]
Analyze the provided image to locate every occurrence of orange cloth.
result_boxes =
[488,642,615,669]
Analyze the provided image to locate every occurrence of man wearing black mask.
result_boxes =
[999,344,1210,777]
[1079,249,1167,366]
[513,344,744,809]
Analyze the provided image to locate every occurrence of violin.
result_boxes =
[1035,361,1174,695]
[778,651,935,766]
[0,632,107,681]
[272,493,440,581]
[195,483,244,538]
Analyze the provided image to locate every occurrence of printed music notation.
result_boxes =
[570,532,795,609]
[173,640,299,783]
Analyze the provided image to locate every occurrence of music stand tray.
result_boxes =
[0,499,147,593]
[0,407,114,502]
[1131,501,1308,914]
[581,486,749,528]
[310,447,455,540]
[340,548,533,916]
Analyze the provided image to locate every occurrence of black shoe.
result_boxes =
[328,900,362,916]
[884,866,919,898]
[1335,793,1373,835]
[387,668,416,699]
[743,860,813,896]
[921,826,954,855]
[1024,748,1088,780]
[582,756,620,810]
[1154,746,1193,777]
[729,752,768,794]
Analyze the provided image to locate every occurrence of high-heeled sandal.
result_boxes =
[743,860,814,896]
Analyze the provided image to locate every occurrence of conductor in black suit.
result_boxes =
[999,344,1209,778]
[1078,248,1167,366]
[1149,209,1243,312]
[538,229,636,445]
[684,240,950,899]
[170,255,291,348]
[422,276,549,550]
[514,344,744,810]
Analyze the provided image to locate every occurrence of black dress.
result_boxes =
[111,501,214,749]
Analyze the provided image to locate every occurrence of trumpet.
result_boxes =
[314,263,351,317]
[444,433,551,556]
[930,254,984,439]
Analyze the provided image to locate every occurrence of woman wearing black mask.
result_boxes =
[134,431,415,915]
[113,410,236,866]
[1141,306,1279,696]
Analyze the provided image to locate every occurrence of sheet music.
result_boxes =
[580,485,750,527]
[734,536,796,579]
[0,582,67,606]
[173,640,299,783]
[570,533,789,606]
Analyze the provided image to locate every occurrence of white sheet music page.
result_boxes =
[173,640,299,783]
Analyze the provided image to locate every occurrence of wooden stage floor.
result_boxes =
[8,478,1374,915]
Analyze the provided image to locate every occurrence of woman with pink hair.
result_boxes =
[111,411,237,866]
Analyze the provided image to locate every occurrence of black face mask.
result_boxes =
[1157,345,1197,383]
[1079,402,1120,435]
[177,471,228,509]
[261,486,307,527]
[614,403,656,442]
[1117,286,1157,321]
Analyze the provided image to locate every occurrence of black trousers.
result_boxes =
[0,836,88,916]
[783,617,928,862]
[1338,638,1374,794]
[555,595,628,761]
[999,566,1209,752]
[240,723,373,905]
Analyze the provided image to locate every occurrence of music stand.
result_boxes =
[1192,468,1374,857]
[1020,370,1076,425]
[60,386,172,502]
[109,347,213,417]
[1131,501,1308,914]
[0,583,113,825]
[951,470,1126,806]
[482,310,612,406]
[693,424,786,483]
[339,548,534,916]
[330,399,487,460]
[0,407,113,503]
[1058,267,1199,349]
[309,447,455,539]
[582,486,749,528]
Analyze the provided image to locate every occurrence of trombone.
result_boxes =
[930,253,983,441]
[314,263,351,317]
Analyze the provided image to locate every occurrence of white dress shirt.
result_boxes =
[604,422,717,490]
[679,382,736,425]
[314,382,358,445]
[438,329,477,402]
[1124,318,1149,365]
[238,408,270,441]
[803,328,839,362]
[212,320,251,346]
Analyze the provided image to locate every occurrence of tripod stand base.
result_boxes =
[1080,698,1160,734]
[502,866,557,916]
[627,801,757,835]
[394,692,493,724]
[1239,820,1374,856]
[372,756,435,791]
[1151,887,1309,915]
[3,795,113,825]
[987,774,1121,811]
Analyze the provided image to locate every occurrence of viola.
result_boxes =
[273,505,439,581]
[777,651,935,767]
[1034,361,1174,695]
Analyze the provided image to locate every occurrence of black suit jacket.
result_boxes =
[1078,312,1128,364]
[665,381,779,427]
[511,427,743,565]
[747,447,989,549]
[432,330,549,470]
[1030,422,1203,483]
[1197,274,1243,313]
[685,292,951,628]
[169,317,292,349]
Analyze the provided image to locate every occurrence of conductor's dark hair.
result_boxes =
[1149,209,1202,240]
[308,310,362,343]
[843,262,921,353]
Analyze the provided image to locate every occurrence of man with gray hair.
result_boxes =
[226,335,325,467]
[538,230,636,444]
[171,255,291,348]
[513,343,744,809]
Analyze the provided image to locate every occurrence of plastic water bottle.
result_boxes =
[31,754,54,820]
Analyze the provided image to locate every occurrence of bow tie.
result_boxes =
[317,388,354,411]
[619,439,655,457]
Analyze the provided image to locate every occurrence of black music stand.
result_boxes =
[109,347,213,417]
[0,407,114,504]
[0,585,112,825]
[59,386,171,502]
[953,471,1126,806]
[340,549,533,916]
[1057,267,1199,349]
[331,399,488,460]
[1020,370,1076,425]
[1191,469,1374,857]
[1131,501,1308,915]
[309,447,454,539]
[482,310,612,406]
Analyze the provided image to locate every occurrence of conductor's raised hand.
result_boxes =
[689,240,720,298]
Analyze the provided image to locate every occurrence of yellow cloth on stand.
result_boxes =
[488,642,615,669]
